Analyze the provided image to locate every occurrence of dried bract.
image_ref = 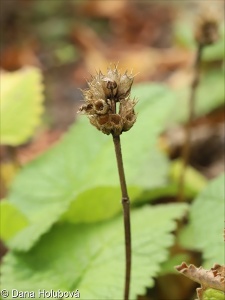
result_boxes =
[78,66,136,136]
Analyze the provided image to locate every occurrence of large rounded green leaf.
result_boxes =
[0,67,44,145]
[2,84,177,251]
[179,173,224,267]
[1,203,188,300]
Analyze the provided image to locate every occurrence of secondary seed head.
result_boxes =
[195,8,219,46]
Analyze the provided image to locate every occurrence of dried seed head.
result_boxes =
[78,66,137,136]
[78,103,95,115]
[117,72,134,100]
[195,9,219,46]
[102,78,118,98]
[94,99,110,115]
[120,99,137,132]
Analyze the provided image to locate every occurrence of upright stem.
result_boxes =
[112,135,131,300]
[178,44,203,202]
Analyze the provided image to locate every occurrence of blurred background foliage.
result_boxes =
[0,0,224,170]
[0,1,224,299]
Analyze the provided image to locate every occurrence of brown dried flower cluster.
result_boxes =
[78,66,137,136]
[195,9,219,46]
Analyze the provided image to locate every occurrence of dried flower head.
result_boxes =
[78,66,137,136]
[195,8,219,46]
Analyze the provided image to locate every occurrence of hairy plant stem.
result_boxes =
[112,134,131,300]
[178,44,203,202]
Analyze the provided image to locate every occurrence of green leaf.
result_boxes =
[179,174,224,267]
[1,203,188,300]
[1,206,66,251]
[173,19,195,48]
[0,67,44,146]
[135,159,207,206]
[203,288,225,300]
[202,34,225,62]
[172,69,224,124]
[63,146,169,223]
[169,159,207,196]
[158,253,190,276]
[0,200,29,241]
[54,44,79,65]
[5,84,176,251]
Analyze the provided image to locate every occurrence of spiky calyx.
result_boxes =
[78,66,137,136]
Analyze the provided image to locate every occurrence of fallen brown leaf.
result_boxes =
[175,262,225,292]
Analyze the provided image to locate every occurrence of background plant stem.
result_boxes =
[113,134,131,300]
[178,44,203,202]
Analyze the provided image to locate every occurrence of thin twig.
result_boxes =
[178,44,203,202]
[112,134,131,300]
